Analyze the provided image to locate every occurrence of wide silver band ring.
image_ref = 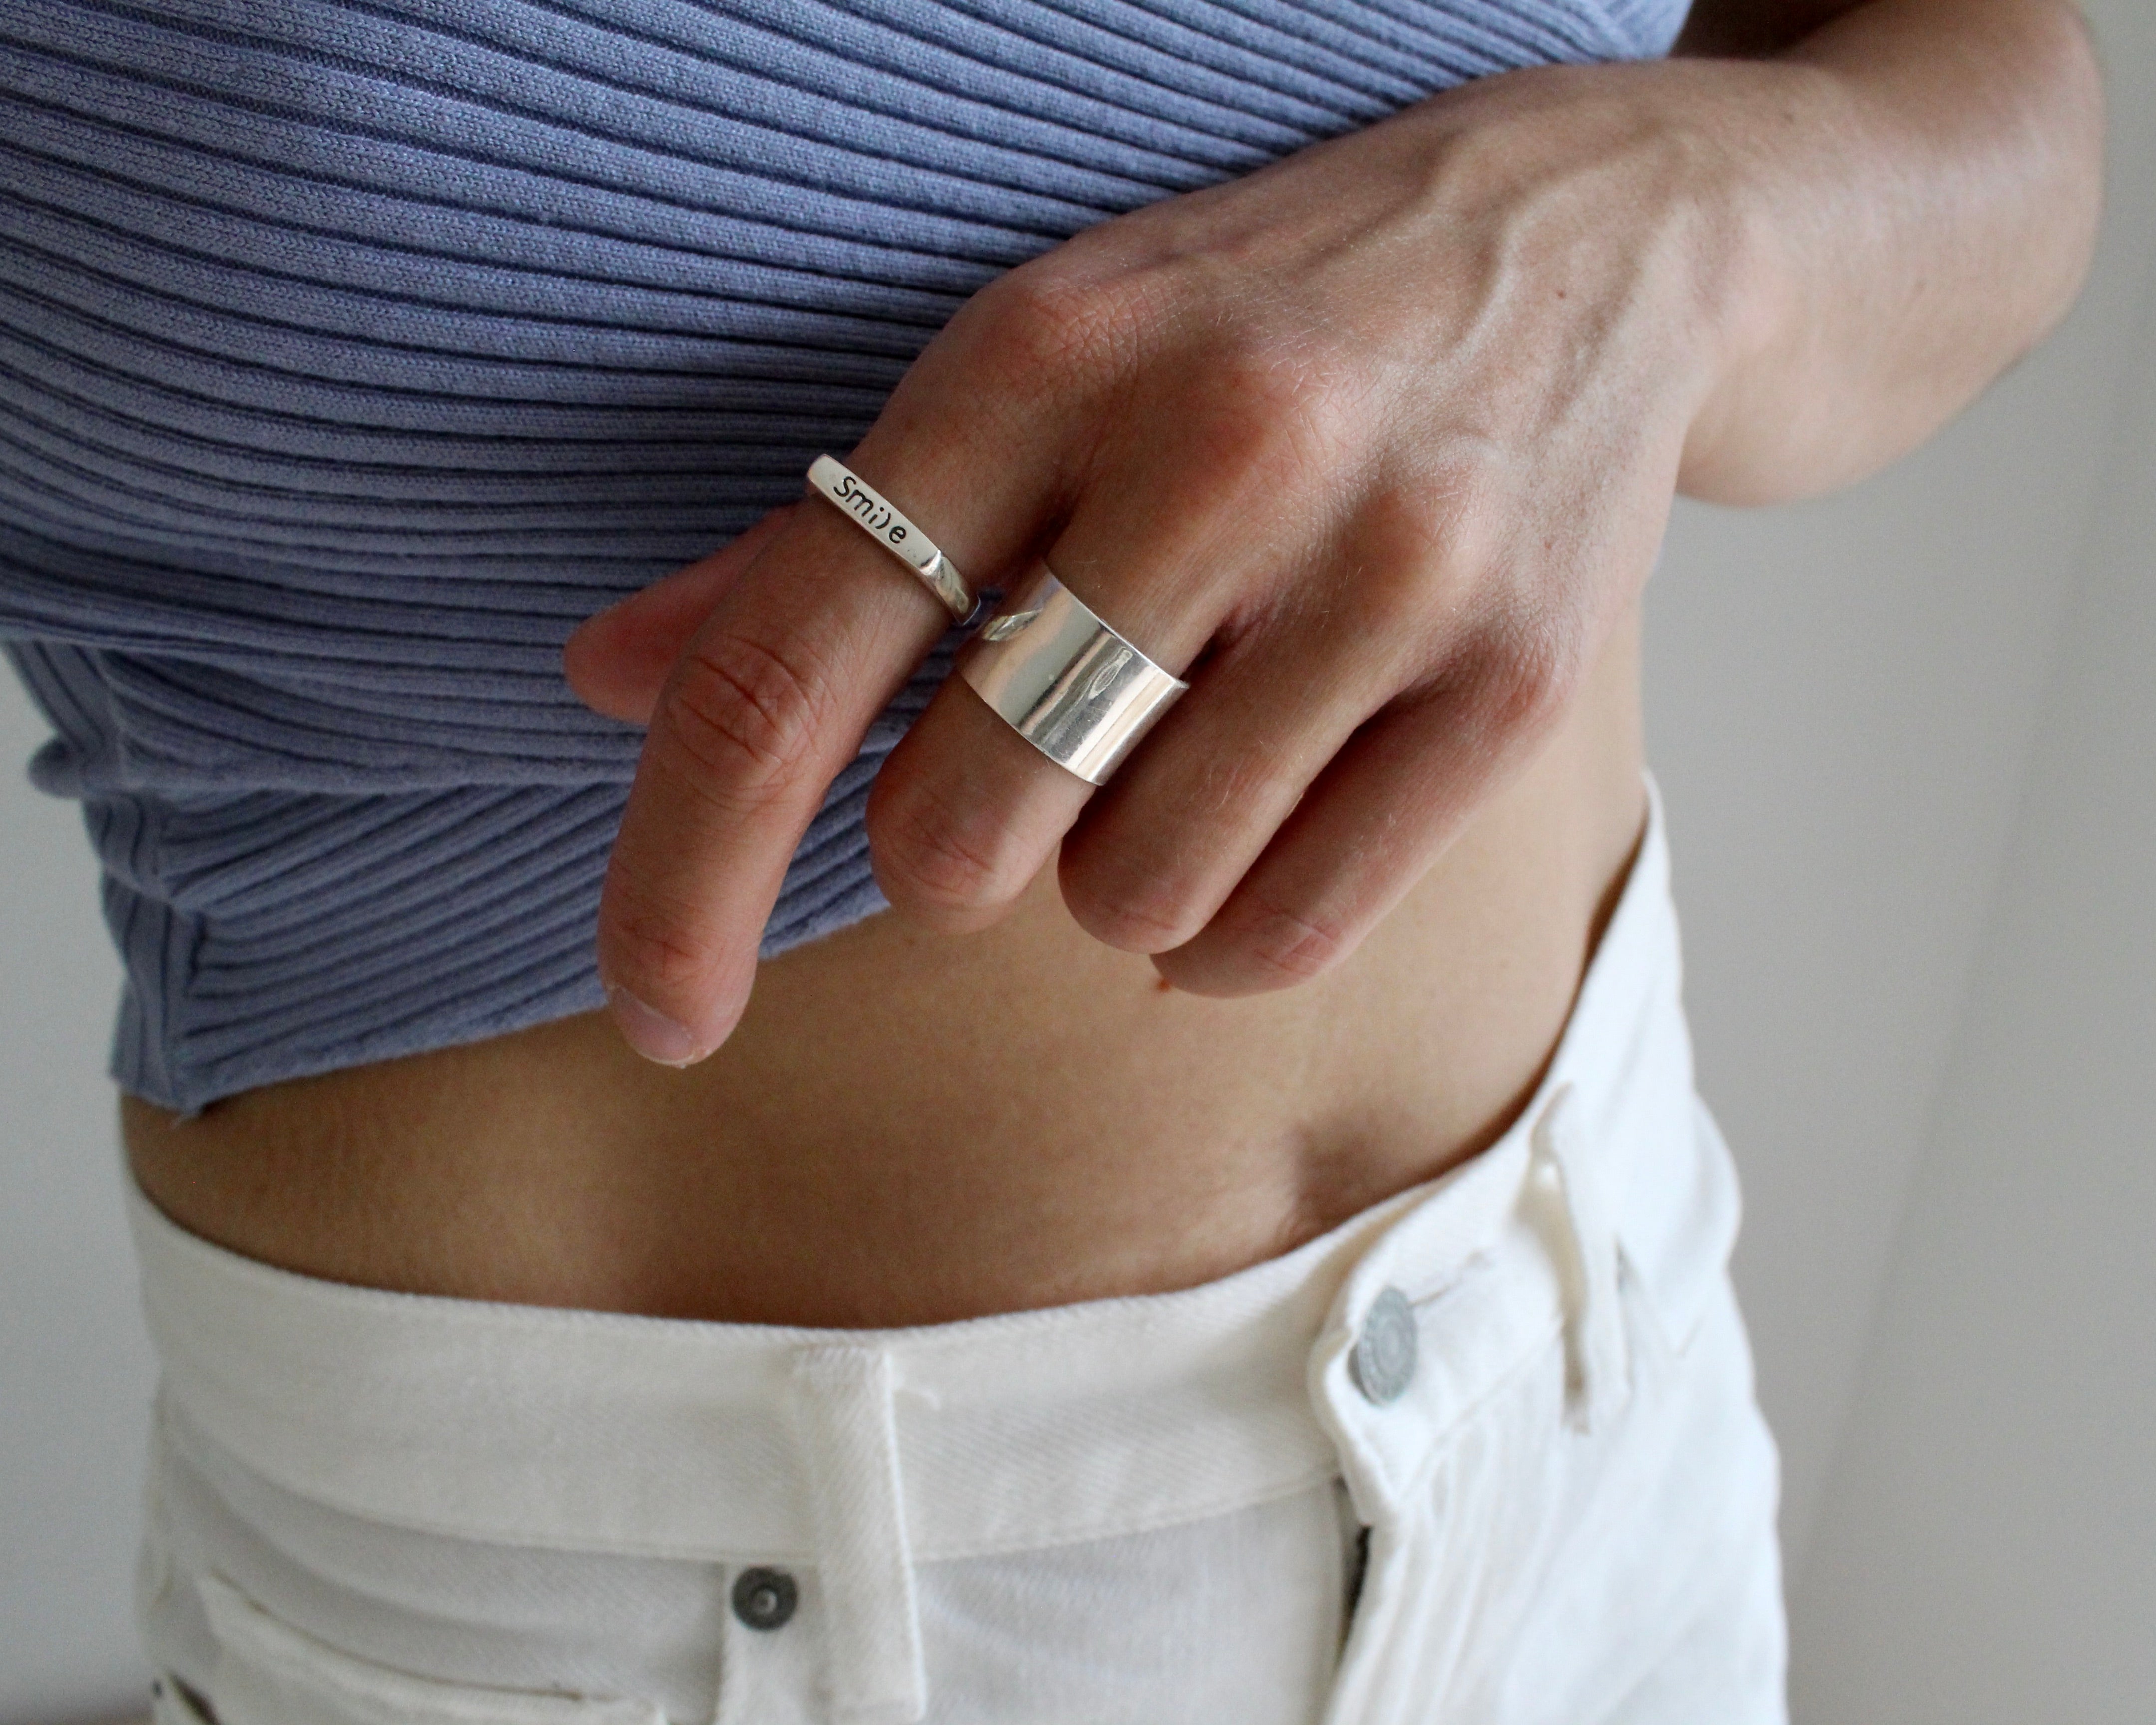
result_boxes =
[806,454,980,624]
[959,564,1189,784]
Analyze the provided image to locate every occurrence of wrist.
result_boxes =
[1639,59,1862,500]
[1413,56,1818,462]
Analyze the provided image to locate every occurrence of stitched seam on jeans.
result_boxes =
[1381,1308,1568,1509]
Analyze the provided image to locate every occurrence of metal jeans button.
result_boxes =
[1351,1286,1418,1405]
[732,1566,799,1631]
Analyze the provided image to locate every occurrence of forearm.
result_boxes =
[1676,0,2105,502]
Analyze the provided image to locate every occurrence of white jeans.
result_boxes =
[130,787,1786,1725]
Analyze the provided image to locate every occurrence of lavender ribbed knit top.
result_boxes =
[0,0,1688,1113]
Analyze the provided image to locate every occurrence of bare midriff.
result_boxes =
[123,606,1646,1329]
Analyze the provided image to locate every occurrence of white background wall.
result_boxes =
[1789,130,2156,1722]
[1,6,2149,1721]
[1648,0,2156,1585]
[0,676,143,1723]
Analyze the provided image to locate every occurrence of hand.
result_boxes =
[564,64,1759,1066]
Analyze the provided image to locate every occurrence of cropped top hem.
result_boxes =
[0,0,1690,1115]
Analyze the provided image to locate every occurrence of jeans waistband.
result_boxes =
[129,778,1722,1573]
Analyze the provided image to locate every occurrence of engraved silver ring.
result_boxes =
[959,563,1190,785]
[805,454,981,624]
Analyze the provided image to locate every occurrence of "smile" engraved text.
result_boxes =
[832,470,909,547]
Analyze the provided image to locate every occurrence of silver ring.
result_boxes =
[959,564,1189,784]
[805,454,979,623]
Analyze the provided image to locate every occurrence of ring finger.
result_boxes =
[866,476,1424,946]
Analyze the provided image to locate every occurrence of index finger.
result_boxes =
[593,429,1053,1065]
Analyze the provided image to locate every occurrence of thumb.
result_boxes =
[563,504,797,724]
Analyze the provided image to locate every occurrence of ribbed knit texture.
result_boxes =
[0,0,1687,1113]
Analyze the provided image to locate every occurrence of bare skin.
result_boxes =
[126,614,1643,1326]
[126,0,2101,1327]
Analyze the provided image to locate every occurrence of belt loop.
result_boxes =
[1525,1084,1631,1432]
[790,1346,927,1724]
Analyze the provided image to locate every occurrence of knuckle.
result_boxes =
[872,780,1020,914]
[1064,752,1312,955]
[1063,865,1206,955]
[598,882,724,999]
[1341,535,1444,642]
[974,266,1144,393]
[1195,341,1361,483]
[1334,461,1520,649]
[1370,458,1511,578]
[661,630,833,798]
[1357,478,1459,577]
[1474,603,1587,735]
[1237,895,1352,986]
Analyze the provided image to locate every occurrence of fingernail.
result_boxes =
[606,985,707,1067]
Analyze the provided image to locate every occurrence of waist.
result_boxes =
[127,786,1717,1566]
[125,632,1645,1325]
[128,790,1758,1725]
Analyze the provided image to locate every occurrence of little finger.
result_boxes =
[1151,656,1560,996]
